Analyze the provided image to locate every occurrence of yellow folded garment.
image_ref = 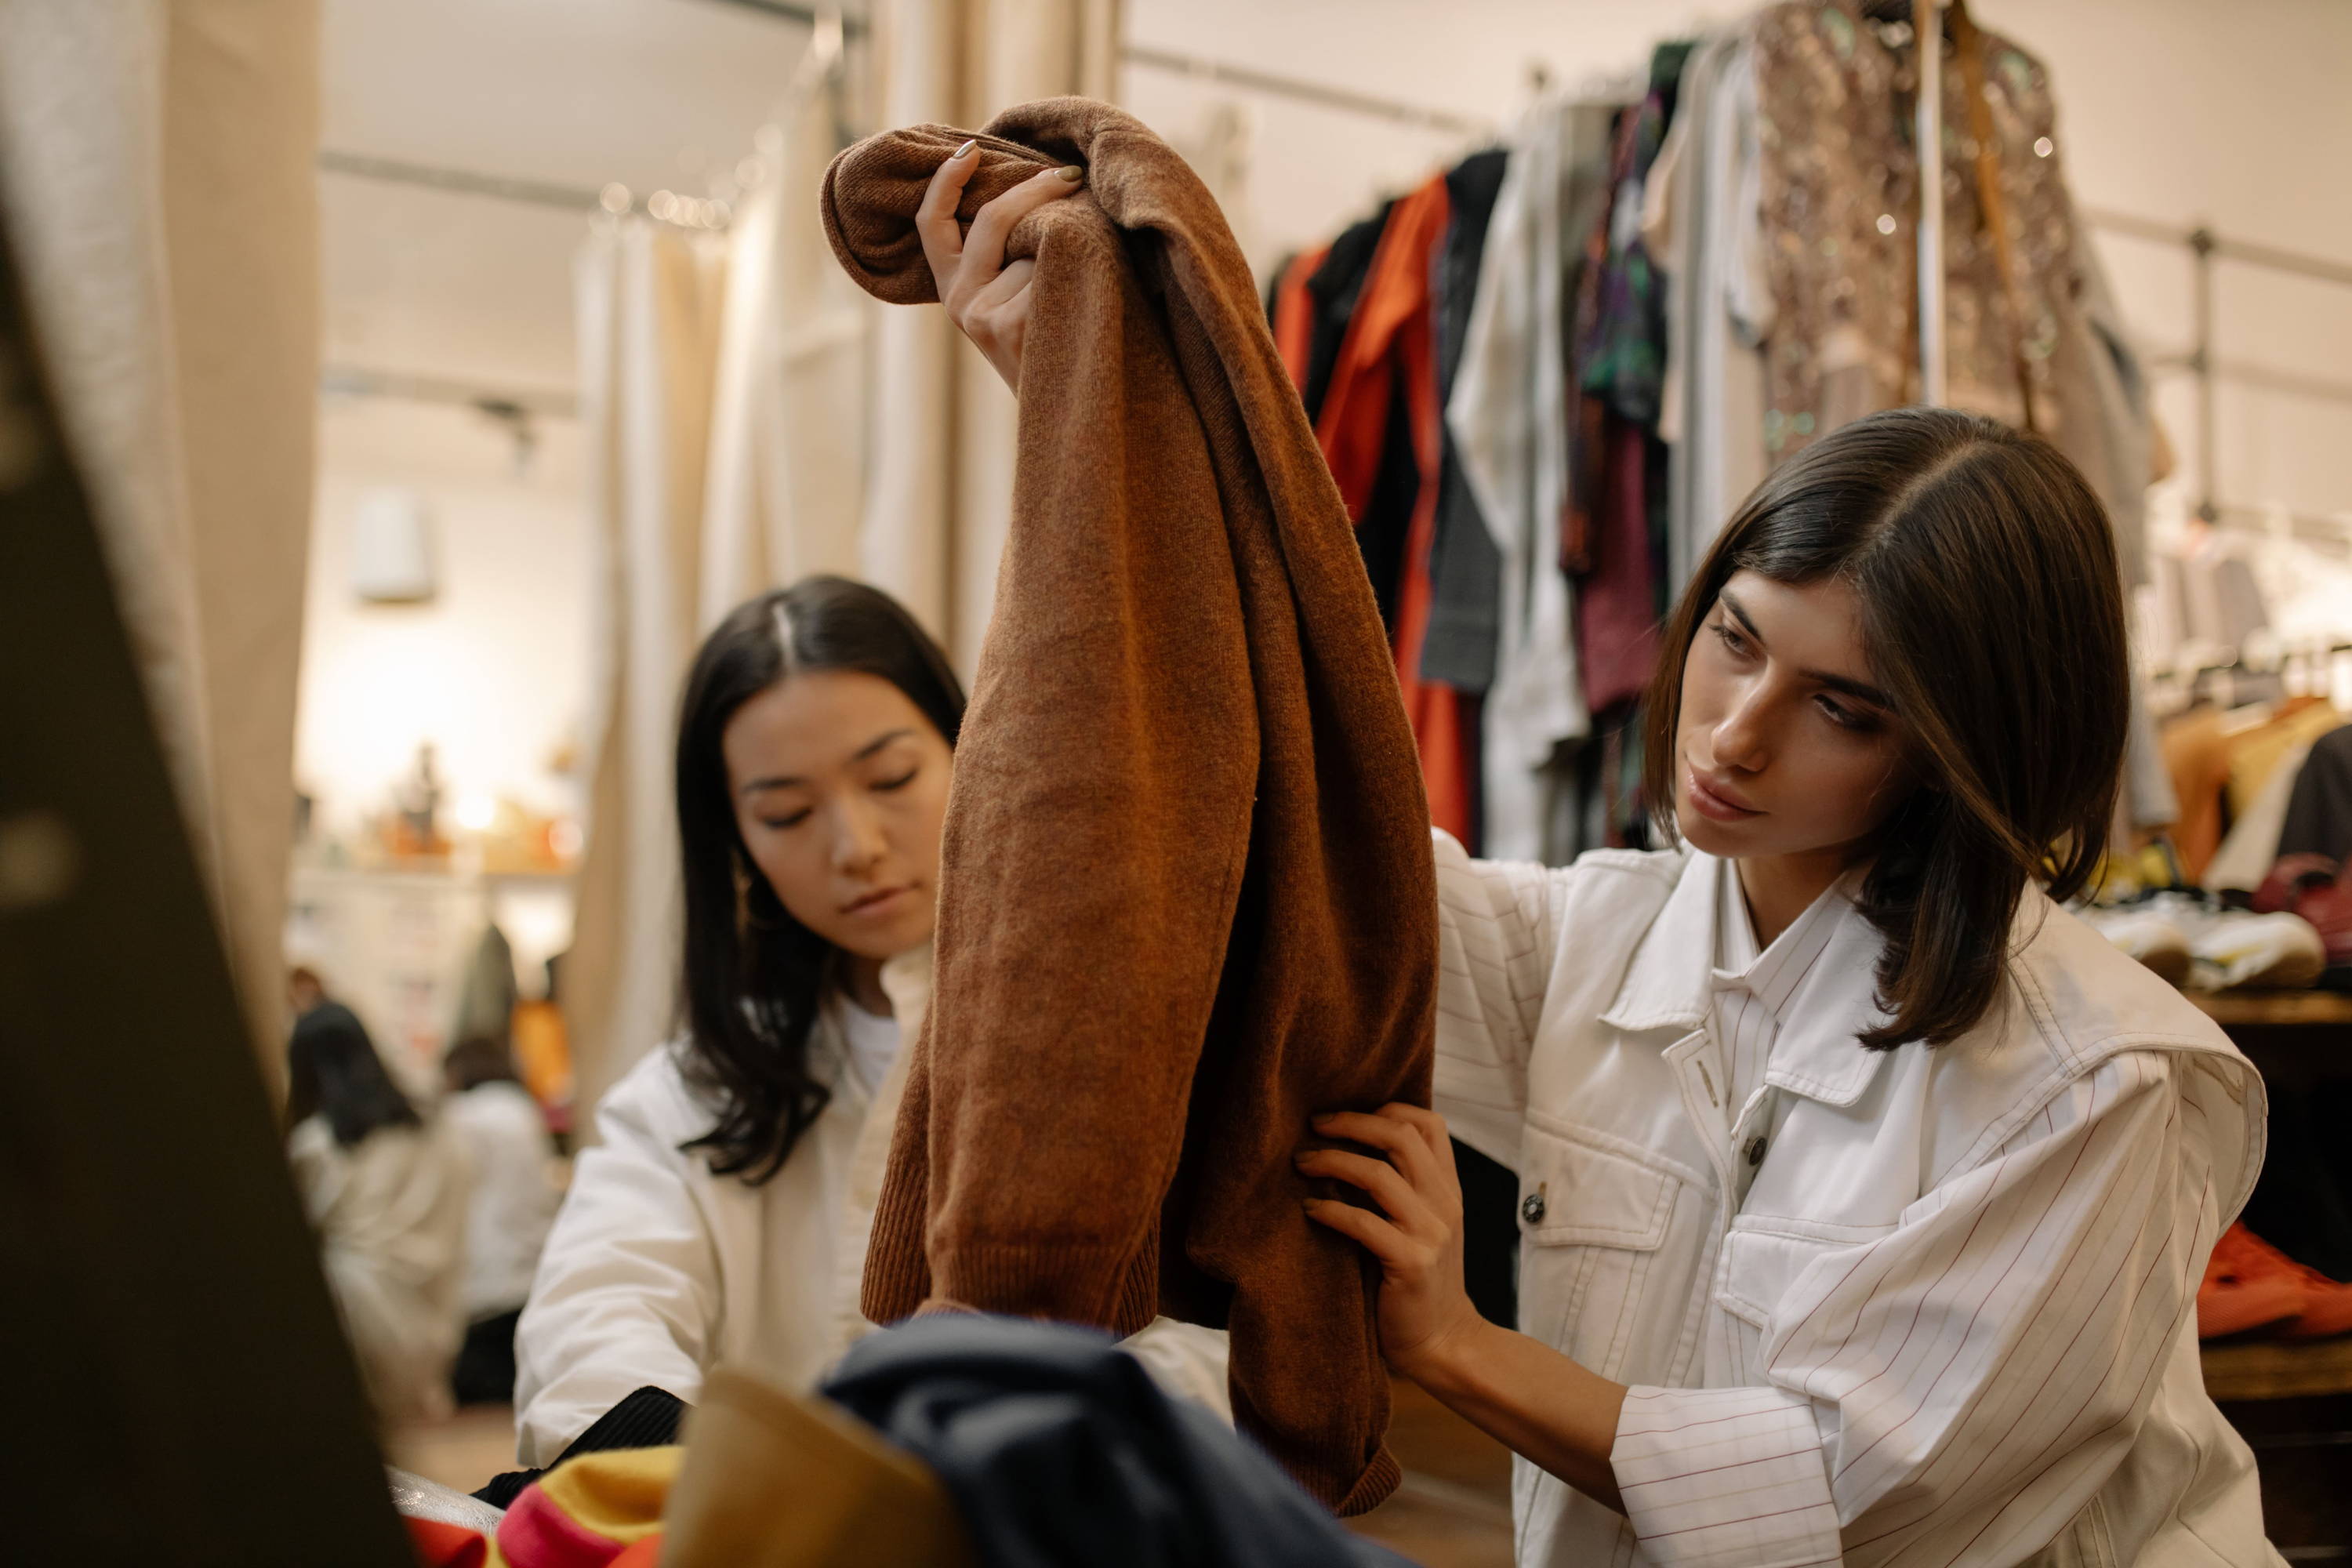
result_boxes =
[662,1367,975,1568]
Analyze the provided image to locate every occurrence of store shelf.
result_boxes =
[2189,991,2352,1027]
[2202,1335,2352,1401]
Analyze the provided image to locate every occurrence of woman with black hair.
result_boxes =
[286,1001,470,1423]
[512,575,1229,1467]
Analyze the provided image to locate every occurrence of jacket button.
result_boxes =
[1520,1189,1547,1225]
[1744,1134,1769,1167]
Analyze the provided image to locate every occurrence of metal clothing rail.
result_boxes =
[316,149,606,214]
[2086,209,2352,526]
[1120,45,1492,137]
[319,365,579,419]
[700,0,866,34]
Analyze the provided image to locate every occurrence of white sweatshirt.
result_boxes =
[513,945,1230,1464]
[441,1080,561,1320]
[289,1115,470,1424]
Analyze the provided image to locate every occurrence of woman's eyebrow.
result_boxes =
[852,727,916,761]
[739,728,917,797]
[1810,670,1895,709]
[1720,589,1893,709]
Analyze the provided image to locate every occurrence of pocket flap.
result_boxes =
[1518,1121,1679,1251]
[1716,1220,1885,1330]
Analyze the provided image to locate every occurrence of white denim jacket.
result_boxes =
[1434,833,2281,1568]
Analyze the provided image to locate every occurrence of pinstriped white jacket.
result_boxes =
[1432,833,2281,1568]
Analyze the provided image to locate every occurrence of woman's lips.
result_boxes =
[842,884,914,918]
[1686,767,1763,823]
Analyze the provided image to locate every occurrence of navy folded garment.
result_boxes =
[822,1316,1415,1568]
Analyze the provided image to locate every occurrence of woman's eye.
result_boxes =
[1711,622,1750,658]
[872,768,918,793]
[1817,697,1878,733]
[760,809,812,830]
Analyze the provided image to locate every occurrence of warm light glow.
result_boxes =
[454,791,496,833]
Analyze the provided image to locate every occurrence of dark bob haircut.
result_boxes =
[286,1002,422,1149]
[1642,407,2128,1050]
[673,575,965,1181]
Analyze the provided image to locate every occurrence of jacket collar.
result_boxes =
[1599,852,1892,1108]
[1758,902,1893,1108]
[1598,849,1717,1035]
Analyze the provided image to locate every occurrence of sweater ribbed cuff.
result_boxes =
[923,1240,1159,1337]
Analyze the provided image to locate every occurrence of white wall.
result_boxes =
[296,397,589,843]
[1121,0,2352,530]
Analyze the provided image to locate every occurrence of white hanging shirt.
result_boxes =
[1432,833,2279,1568]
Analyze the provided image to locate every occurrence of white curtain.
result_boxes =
[0,0,319,1080]
[861,0,1122,671]
[568,52,880,1124]
[568,1,1120,1121]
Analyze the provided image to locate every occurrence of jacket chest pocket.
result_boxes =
[1713,1218,1889,1380]
[1516,1118,1695,1381]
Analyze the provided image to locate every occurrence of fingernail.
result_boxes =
[1312,1112,1336,1125]
[952,139,977,159]
[1056,165,1083,183]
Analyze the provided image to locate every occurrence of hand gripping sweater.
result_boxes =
[821,99,1437,1515]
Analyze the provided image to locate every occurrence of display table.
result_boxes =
[2189,989,2352,1027]
[2183,989,2352,1403]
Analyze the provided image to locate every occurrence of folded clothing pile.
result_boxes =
[2077,889,2324,992]
[2251,852,2352,985]
[394,1319,1407,1568]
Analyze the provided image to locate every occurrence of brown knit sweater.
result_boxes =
[822,99,1437,1515]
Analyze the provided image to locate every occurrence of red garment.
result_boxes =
[1312,176,1470,842]
[1575,417,1663,713]
[2199,1222,2352,1340]
[405,1517,489,1568]
[1271,246,1326,390]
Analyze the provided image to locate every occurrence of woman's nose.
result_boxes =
[1712,691,1771,771]
[830,800,887,871]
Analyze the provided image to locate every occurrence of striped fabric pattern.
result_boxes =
[1428,831,2276,1568]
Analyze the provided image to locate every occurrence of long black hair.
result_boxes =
[1644,408,2128,1049]
[285,1002,423,1148]
[673,575,965,1182]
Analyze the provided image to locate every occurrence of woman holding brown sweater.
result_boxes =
[932,148,2278,1568]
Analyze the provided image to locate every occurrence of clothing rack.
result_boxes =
[2085,206,2352,532]
[1125,18,1953,406]
[325,2,2352,517]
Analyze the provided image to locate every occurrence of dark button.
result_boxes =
[1520,1188,1547,1225]
[1744,1134,1769,1167]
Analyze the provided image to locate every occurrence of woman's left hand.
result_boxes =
[1298,1104,1486,1385]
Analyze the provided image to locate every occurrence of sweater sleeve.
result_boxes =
[512,1054,720,1466]
[1430,829,1559,1173]
[1611,1050,2235,1568]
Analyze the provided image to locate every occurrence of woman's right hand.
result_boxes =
[916,140,1084,394]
